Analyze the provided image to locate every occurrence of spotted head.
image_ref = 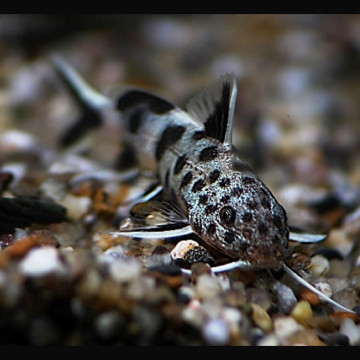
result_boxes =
[185,156,290,270]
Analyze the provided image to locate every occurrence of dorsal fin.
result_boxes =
[186,74,237,146]
[117,90,175,114]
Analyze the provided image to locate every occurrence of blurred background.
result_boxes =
[1,14,360,229]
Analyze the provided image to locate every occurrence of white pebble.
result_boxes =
[108,258,141,283]
[0,162,26,187]
[40,177,66,203]
[170,239,199,260]
[257,334,280,346]
[340,318,360,346]
[0,130,37,151]
[60,194,92,220]
[274,316,303,341]
[98,245,127,265]
[309,254,330,277]
[19,247,64,277]
[195,274,222,300]
[202,317,230,345]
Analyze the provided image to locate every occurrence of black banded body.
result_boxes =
[116,75,290,269]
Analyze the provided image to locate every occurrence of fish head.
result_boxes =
[188,170,290,270]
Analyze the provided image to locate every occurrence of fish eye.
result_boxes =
[219,206,236,226]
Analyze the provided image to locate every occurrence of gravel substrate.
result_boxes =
[0,14,360,346]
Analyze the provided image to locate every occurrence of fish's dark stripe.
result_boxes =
[117,90,174,114]
[114,142,137,170]
[192,130,206,140]
[128,107,145,133]
[164,169,170,189]
[180,171,193,188]
[155,125,186,161]
[199,146,218,162]
[174,154,187,175]
[192,179,206,192]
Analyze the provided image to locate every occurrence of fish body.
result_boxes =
[113,75,290,269]
[53,56,356,313]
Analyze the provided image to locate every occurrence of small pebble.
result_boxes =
[318,332,349,346]
[19,246,65,277]
[275,282,297,314]
[4,236,36,258]
[325,229,354,258]
[257,334,280,346]
[182,299,205,328]
[339,318,360,346]
[313,315,339,332]
[60,194,92,220]
[0,162,26,187]
[40,177,67,203]
[332,287,358,311]
[126,275,156,301]
[93,311,124,343]
[309,254,330,277]
[108,257,142,283]
[287,328,326,346]
[191,262,212,282]
[170,239,214,266]
[98,245,127,265]
[202,317,230,345]
[327,277,349,293]
[274,316,303,341]
[133,304,163,342]
[195,274,222,300]
[0,130,37,152]
[250,302,272,333]
[291,300,313,326]
[171,239,199,260]
[329,258,351,276]
[76,268,102,300]
[246,287,272,311]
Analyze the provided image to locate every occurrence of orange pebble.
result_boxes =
[299,286,321,306]
[4,236,37,257]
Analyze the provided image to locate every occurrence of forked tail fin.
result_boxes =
[51,54,112,147]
